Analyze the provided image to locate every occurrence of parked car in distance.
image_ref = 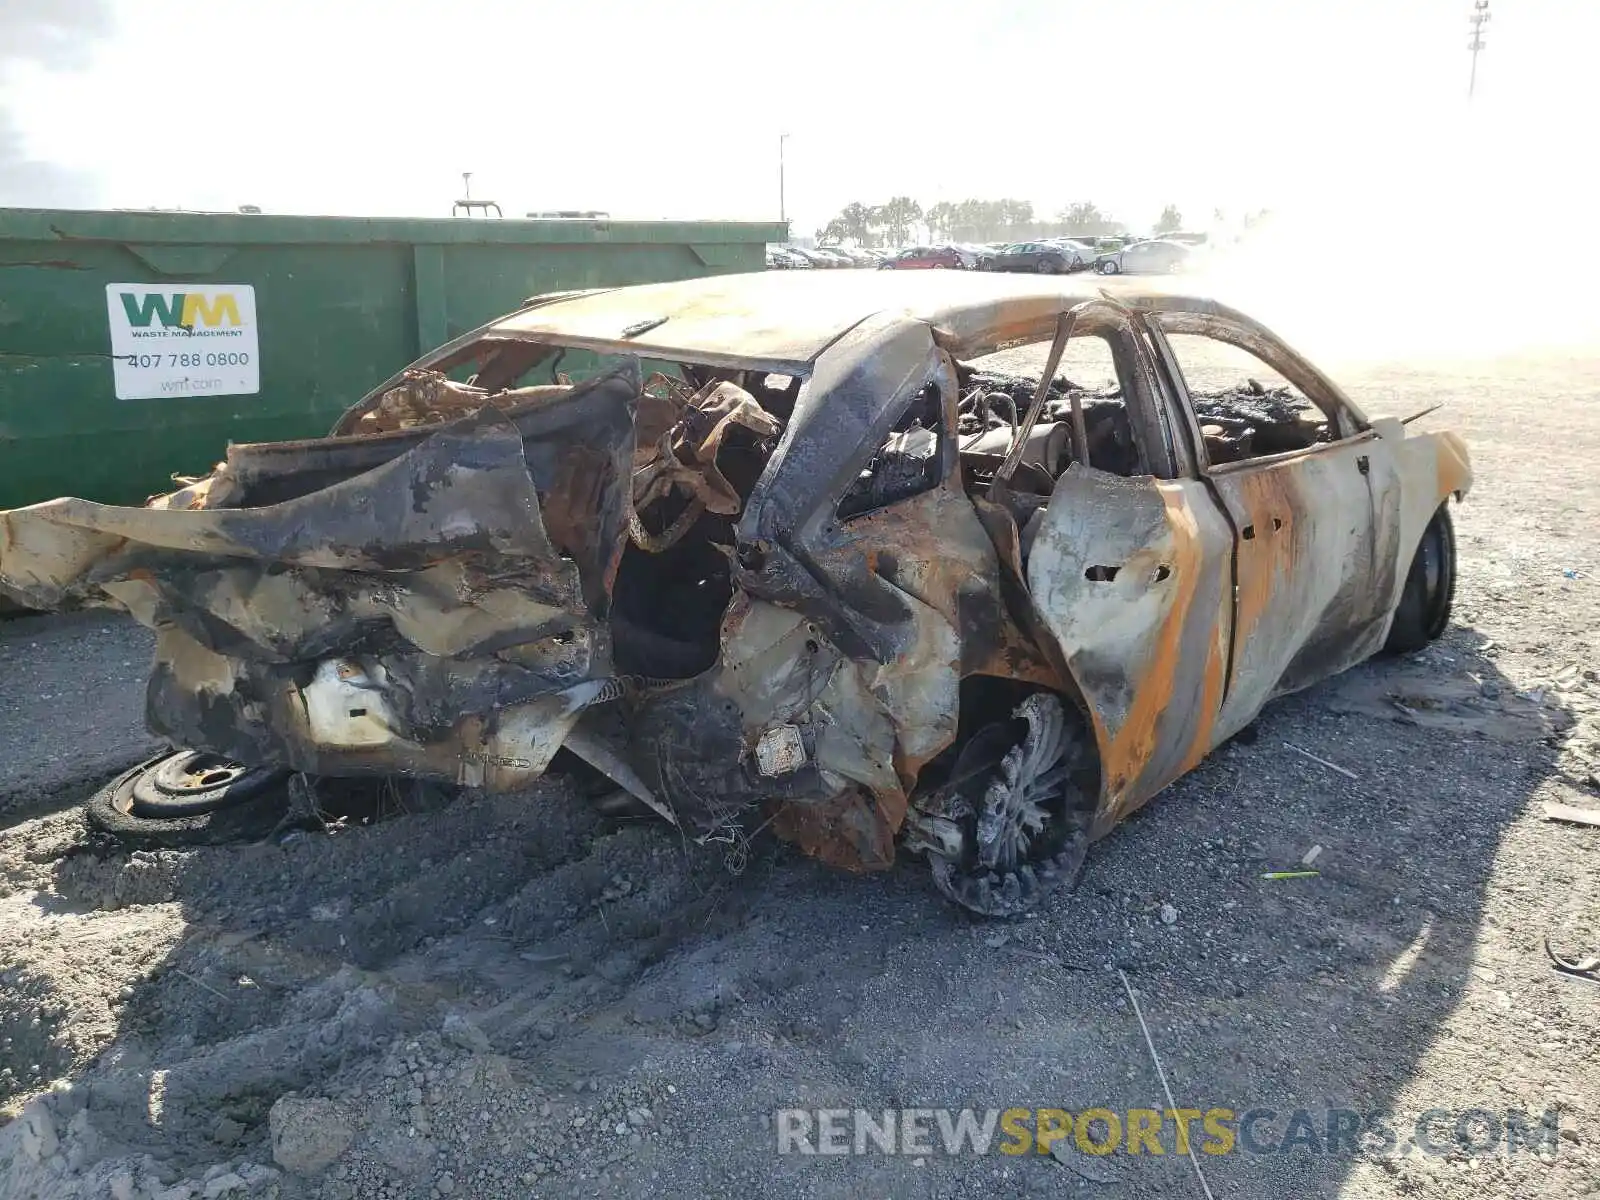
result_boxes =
[1095,239,1191,275]
[939,244,981,269]
[1045,239,1098,269]
[879,246,965,270]
[783,247,838,269]
[809,247,855,269]
[766,246,811,269]
[818,246,858,267]
[980,242,1080,274]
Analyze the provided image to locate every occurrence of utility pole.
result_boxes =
[1467,0,1490,100]
[778,133,790,230]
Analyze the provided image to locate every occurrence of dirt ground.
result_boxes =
[0,340,1597,1200]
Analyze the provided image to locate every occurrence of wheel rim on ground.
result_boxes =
[126,750,290,818]
[151,752,251,795]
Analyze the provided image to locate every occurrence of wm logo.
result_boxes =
[120,292,242,329]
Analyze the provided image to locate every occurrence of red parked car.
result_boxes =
[878,245,965,270]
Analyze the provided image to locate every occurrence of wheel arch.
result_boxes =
[953,671,1104,821]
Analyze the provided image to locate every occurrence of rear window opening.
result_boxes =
[613,368,785,678]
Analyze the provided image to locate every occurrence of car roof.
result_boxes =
[492,269,1190,369]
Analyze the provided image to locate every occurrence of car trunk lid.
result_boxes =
[0,366,641,789]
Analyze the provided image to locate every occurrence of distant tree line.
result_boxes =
[815,197,1174,246]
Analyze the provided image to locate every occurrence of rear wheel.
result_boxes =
[1385,504,1457,653]
[925,694,1090,917]
[1035,259,1054,274]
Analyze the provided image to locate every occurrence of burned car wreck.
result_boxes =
[0,272,1472,915]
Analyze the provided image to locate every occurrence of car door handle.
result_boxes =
[1241,518,1284,541]
[1085,563,1172,583]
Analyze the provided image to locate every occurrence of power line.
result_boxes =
[1467,0,1491,100]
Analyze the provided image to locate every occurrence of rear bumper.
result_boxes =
[0,371,639,792]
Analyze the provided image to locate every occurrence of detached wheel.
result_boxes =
[1385,504,1457,654]
[86,751,291,847]
[927,694,1090,918]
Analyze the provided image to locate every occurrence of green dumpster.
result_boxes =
[0,208,783,510]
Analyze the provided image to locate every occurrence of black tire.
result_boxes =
[1385,504,1457,654]
[86,751,291,847]
[1098,259,1120,275]
[1035,259,1054,274]
[927,694,1091,918]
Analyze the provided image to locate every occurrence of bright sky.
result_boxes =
[1,0,1593,236]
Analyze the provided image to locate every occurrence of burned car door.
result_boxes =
[1019,306,1237,830]
[1148,309,1404,741]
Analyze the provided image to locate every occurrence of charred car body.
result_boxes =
[0,273,1470,915]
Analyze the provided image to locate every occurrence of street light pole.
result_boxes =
[779,133,790,230]
[1467,0,1490,100]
